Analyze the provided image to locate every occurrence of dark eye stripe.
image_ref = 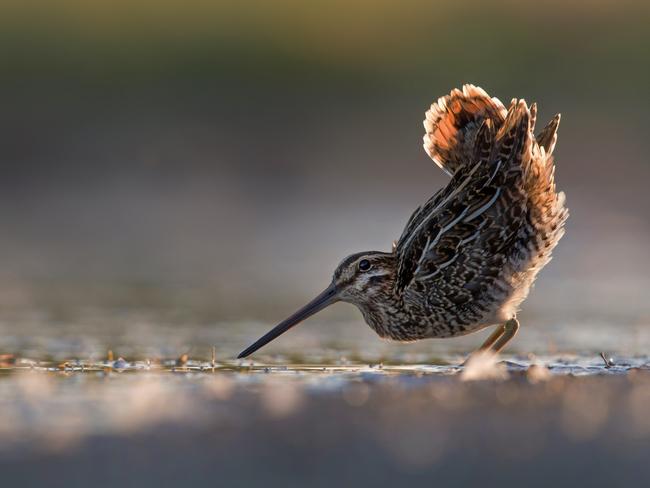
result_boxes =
[367,275,384,286]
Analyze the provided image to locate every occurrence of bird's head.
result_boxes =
[237,251,396,358]
[331,251,397,304]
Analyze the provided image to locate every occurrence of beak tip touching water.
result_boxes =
[236,346,256,359]
[236,284,339,360]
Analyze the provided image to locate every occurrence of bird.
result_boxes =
[238,85,568,360]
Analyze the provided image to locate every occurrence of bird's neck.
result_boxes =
[356,287,412,341]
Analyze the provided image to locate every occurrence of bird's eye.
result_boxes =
[358,259,371,272]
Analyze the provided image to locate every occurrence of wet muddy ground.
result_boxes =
[2,356,650,486]
[1,319,650,487]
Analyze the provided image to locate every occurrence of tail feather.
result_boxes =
[495,99,533,172]
[423,84,506,176]
[472,118,496,165]
[535,114,561,155]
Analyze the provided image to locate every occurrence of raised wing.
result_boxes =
[396,100,533,306]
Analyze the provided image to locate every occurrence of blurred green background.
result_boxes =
[0,0,648,351]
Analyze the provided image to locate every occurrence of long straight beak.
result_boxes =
[237,283,339,359]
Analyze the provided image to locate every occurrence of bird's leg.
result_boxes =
[475,323,507,352]
[489,318,519,353]
[463,318,520,365]
[461,325,504,366]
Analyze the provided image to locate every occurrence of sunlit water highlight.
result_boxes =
[2,317,650,487]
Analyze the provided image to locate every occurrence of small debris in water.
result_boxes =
[113,357,129,369]
[600,352,615,368]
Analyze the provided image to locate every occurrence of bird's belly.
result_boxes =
[369,314,497,341]
[390,285,530,340]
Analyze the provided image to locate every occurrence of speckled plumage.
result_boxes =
[239,85,568,359]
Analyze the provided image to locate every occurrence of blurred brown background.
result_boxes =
[0,0,648,346]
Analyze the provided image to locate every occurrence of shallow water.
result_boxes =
[2,316,650,487]
[2,359,650,487]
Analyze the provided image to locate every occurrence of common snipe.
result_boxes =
[239,85,568,359]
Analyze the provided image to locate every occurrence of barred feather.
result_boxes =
[423,84,507,176]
